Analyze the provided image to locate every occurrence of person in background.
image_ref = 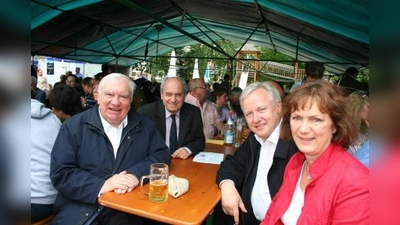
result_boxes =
[207,82,219,102]
[185,78,224,139]
[267,80,285,100]
[53,74,67,89]
[92,73,104,103]
[354,140,369,168]
[95,63,111,80]
[31,97,61,223]
[65,71,73,76]
[36,66,50,92]
[50,73,170,224]
[261,80,368,225]
[346,91,369,155]
[228,87,243,118]
[31,76,46,104]
[214,82,298,225]
[48,84,82,122]
[289,61,325,92]
[66,74,84,96]
[211,86,236,123]
[31,64,37,78]
[337,66,368,96]
[81,77,96,110]
[75,67,83,79]
[138,77,205,159]
[220,74,232,94]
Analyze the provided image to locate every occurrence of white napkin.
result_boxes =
[168,175,189,198]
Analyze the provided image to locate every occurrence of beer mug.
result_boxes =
[234,117,244,147]
[140,163,169,203]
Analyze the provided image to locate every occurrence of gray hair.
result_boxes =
[98,73,136,100]
[160,76,188,93]
[240,82,281,106]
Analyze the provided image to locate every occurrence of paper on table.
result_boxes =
[193,152,224,165]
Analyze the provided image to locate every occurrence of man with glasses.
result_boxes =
[185,78,224,139]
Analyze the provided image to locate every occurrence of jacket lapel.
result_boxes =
[177,103,189,147]
[155,101,167,140]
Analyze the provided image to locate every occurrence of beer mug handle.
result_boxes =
[140,175,150,195]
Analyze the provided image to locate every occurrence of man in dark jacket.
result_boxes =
[337,66,368,96]
[50,73,170,224]
[137,76,205,159]
[214,82,298,225]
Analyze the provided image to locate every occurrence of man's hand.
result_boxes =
[171,147,190,159]
[100,171,139,195]
[220,181,248,225]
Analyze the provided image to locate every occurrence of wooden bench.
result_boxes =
[31,215,54,225]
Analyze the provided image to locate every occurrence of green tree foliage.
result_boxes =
[139,41,368,87]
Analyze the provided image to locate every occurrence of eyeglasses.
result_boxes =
[195,85,208,90]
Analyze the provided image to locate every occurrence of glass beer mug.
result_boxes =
[140,163,169,203]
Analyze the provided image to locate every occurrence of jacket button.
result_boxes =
[85,213,89,216]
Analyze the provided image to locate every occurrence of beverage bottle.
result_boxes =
[224,117,235,145]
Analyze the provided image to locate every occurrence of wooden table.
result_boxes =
[98,142,235,225]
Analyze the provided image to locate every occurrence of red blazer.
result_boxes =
[261,143,369,225]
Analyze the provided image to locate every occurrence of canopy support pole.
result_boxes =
[294,33,300,79]
[233,21,263,59]
[254,1,276,52]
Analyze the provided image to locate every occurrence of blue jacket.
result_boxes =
[50,105,170,224]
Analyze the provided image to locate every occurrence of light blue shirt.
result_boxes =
[354,140,369,168]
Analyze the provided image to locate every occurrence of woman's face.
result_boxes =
[216,93,228,106]
[37,67,43,76]
[290,101,336,160]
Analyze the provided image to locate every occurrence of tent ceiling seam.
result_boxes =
[115,0,232,59]
[167,0,232,59]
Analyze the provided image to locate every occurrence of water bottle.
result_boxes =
[224,117,235,145]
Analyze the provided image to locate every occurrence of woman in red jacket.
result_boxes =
[261,80,368,225]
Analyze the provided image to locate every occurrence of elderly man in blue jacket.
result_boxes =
[50,73,171,225]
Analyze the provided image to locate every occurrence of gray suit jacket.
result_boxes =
[137,100,205,155]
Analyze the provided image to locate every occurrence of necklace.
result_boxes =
[305,161,312,181]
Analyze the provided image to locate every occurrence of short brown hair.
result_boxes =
[281,80,358,147]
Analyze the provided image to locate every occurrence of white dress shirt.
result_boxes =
[99,110,128,158]
[251,120,281,220]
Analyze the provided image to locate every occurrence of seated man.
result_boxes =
[228,87,243,118]
[185,78,224,139]
[138,77,205,159]
[214,82,298,225]
[50,73,171,224]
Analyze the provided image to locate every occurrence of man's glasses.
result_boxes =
[195,85,208,90]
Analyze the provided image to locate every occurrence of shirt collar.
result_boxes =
[165,108,180,119]
[98,108,128,130]
[254,119,282,146]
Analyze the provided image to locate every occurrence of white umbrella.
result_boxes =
[192,58,199,79]
[167,50,177,77]
[204,62,211,83]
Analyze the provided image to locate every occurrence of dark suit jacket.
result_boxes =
[137,100,205,155]
[215,133,298,225]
